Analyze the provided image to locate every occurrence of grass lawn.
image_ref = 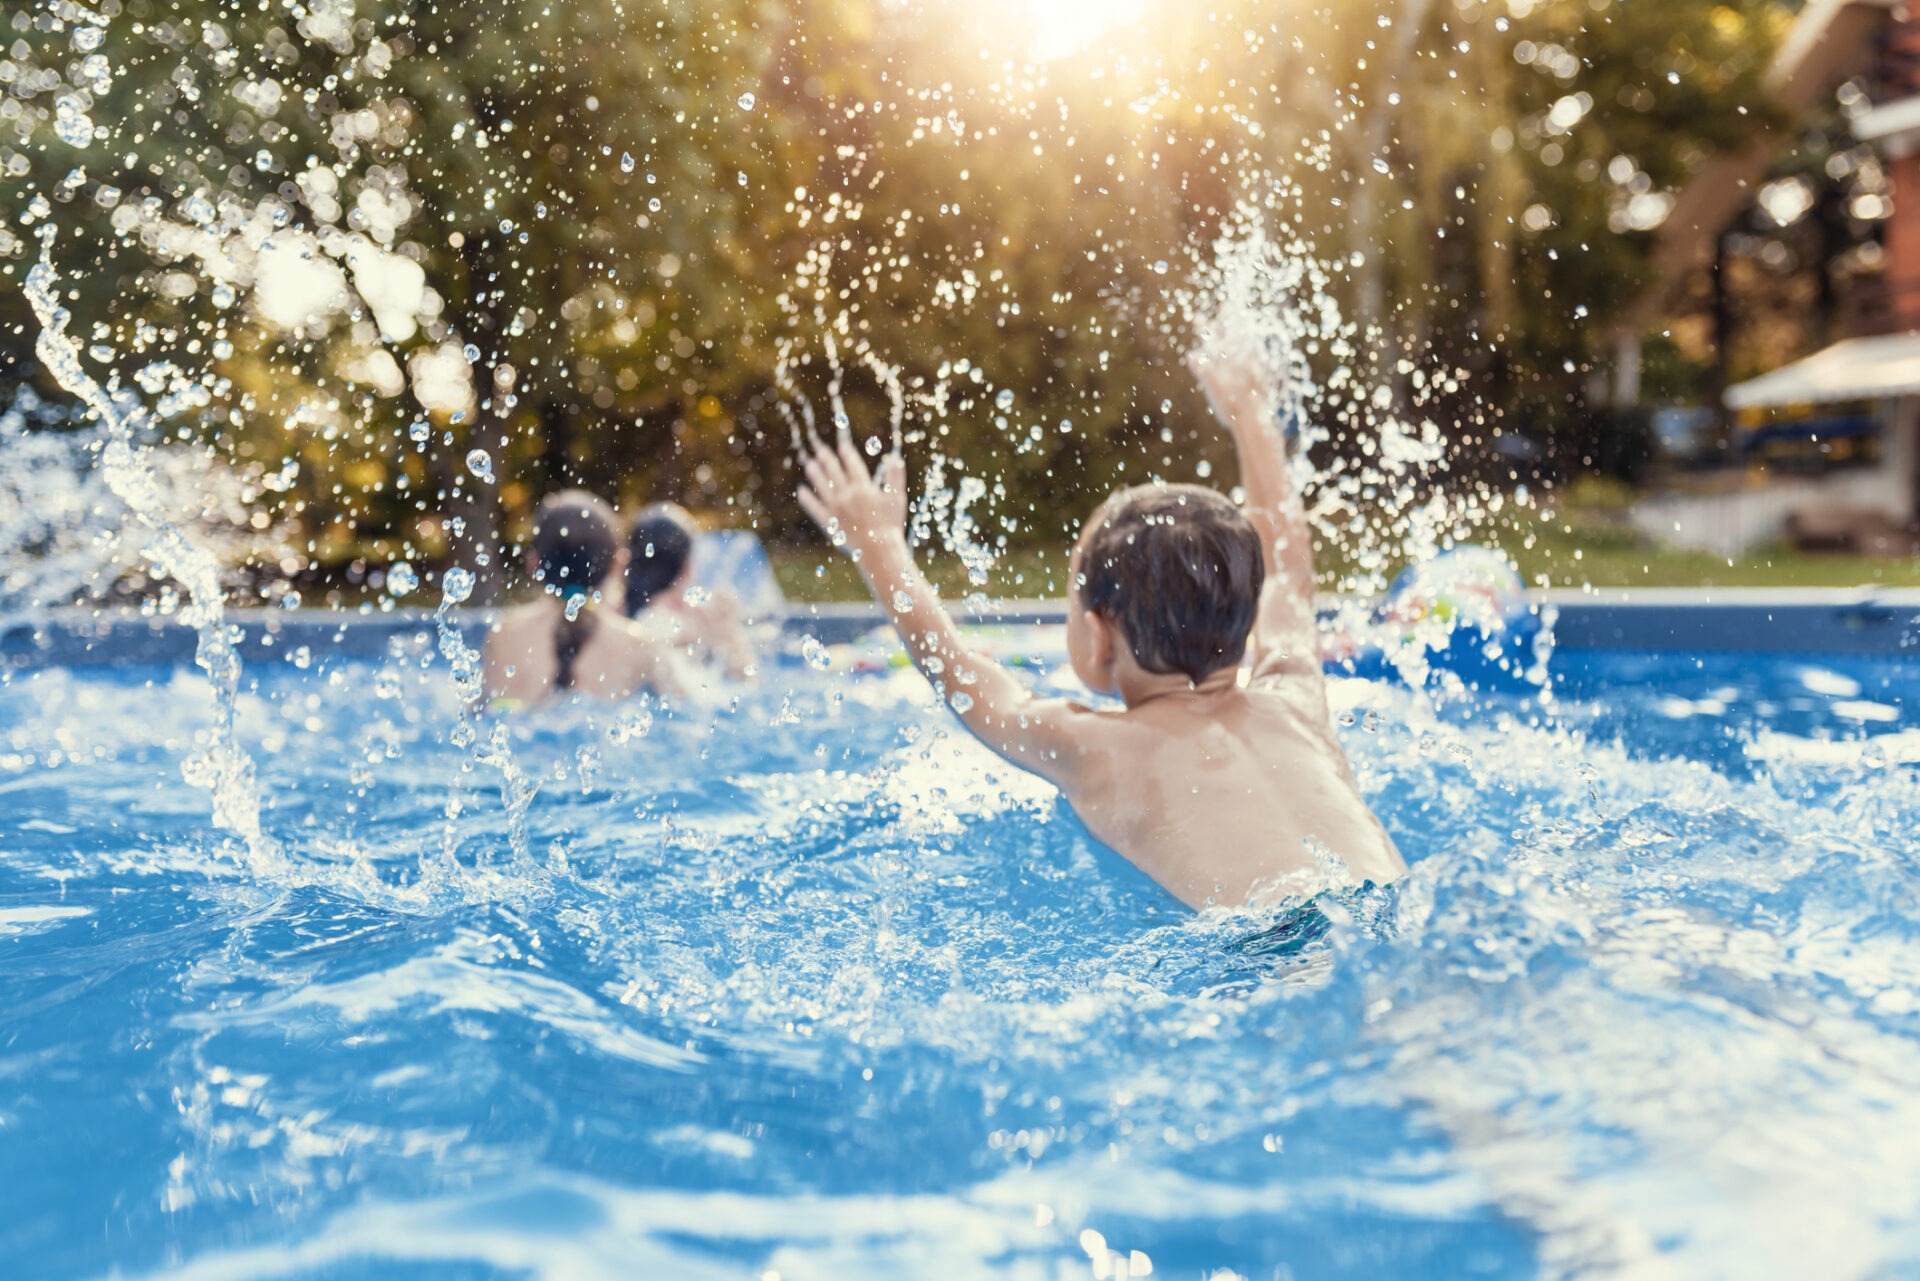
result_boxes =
[769,492,1920,604]
[1503,512,1920,592]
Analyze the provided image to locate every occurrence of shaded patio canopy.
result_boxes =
[1724,332,1920,408]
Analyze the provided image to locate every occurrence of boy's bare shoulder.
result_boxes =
[1017,695,1171,760]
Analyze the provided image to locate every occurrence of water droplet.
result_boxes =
[441,567,476,605]
[892,590,915,612]
[386,561,419,595]
[737,92,757,111]
[800,636,832,670]
[1196,459,1214,478]
[949,691,975,714]
[466,449,495,483]
[408,421,431,443]
[620,152,635,173]
[72,26,104,52]
[1373,157,1392,175]
[994,388,1015,412]
[53,97,95,148]
[611,704,653,742]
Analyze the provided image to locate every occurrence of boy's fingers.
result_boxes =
[881,453,906,493]
[807,447,845,490]
[824,437,856,484]
[797,485,828,527]
[837,434,869,480]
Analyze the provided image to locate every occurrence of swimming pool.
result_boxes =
[3,620,1918,1280]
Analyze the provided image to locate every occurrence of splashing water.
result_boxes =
[1166,189,1530,691]
[775,170,1515,684]
[1177,191,1466,593]
[0,386,269,617]
[21,237,282,876]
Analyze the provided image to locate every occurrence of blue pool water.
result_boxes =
[3,639,1918,1280]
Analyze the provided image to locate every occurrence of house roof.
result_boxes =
[1724,331,1920,407]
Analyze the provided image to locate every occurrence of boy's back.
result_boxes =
[1055,678,1402,907]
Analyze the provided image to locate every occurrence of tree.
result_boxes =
[1,0,1800,607]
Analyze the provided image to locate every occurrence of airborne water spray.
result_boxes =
[23,232,283,875]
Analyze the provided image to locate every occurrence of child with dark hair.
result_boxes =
[482,490,686,706]
[622,503,756,678]
[797,349,1403,910]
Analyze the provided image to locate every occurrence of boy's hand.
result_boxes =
[1187,345,1278,439]
[797,434,908,558]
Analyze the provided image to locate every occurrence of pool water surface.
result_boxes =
[2,641,1918,1280]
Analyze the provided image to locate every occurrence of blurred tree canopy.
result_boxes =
[1,0,1793,601]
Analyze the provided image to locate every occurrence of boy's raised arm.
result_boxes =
[1190,350,1322,682]
[797,435,1082,784]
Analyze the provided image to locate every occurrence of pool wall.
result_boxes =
[2,588,1916,669]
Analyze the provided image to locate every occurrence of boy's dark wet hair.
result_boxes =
[624,503,697,616]
[530,490,620,690]
[1074,484,1265,683]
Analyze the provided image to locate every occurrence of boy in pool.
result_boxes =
[797,347,1404,909]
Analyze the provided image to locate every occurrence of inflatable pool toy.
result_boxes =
[1330,546,1547,694]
